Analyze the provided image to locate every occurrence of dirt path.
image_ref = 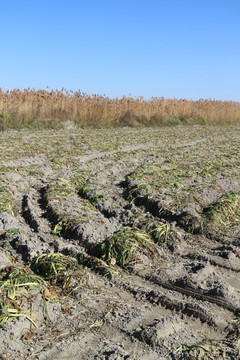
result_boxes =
[0,125,240,359]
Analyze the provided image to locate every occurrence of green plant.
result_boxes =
[95,227,158,271]
[0,266,46,328]
[178,213,203,234]
[52,216,72,236]
[46,178,76,201]
[30,252,90,295]
[0,182,14,215]
[30,253,78,285]
[0,229,22,240]
[82,255,119,278]
[145,222,174,244]
[176,343,209,358]
[176,339,226,360]
[203,192,240,227]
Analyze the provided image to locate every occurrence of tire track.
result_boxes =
[144,274,239,315]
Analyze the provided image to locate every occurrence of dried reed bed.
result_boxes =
[0,88,240,129]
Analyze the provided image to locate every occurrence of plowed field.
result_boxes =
[0,125,240,359]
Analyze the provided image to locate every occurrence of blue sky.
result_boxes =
[1,0,240,100]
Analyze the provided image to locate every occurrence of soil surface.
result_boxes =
[0,125,240,360]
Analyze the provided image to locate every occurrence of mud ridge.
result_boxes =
[22,192,41,232]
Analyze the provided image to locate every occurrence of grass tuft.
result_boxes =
[0,265,46,328]
[203,192,240,228]
[30,253,78,284]
[144,221,174,244]
[94,227,159,271]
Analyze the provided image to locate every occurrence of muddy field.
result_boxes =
[0,124,240,360]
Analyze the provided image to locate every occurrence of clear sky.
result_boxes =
[1,0,240,101]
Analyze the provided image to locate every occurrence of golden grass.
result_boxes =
[0,88,240,129]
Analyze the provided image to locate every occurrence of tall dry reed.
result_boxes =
[0,88,240,129]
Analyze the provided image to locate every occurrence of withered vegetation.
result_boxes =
[1,88,240,130]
